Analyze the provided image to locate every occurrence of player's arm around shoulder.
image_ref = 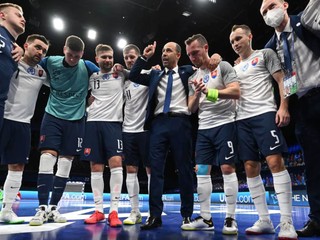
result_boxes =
[128,57,154,86]
[218,61,240,100]
[84,60,99,75]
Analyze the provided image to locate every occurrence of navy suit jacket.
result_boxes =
[129,57,195,130]
[265,15,320,57]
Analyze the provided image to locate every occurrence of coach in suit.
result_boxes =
[129,41,195,230]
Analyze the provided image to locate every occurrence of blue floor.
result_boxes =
[0,198,318,240]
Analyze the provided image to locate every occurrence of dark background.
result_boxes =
[0,0,309,193]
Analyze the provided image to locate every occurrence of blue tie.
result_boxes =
[280,32,292,72]
[163,69,174,113]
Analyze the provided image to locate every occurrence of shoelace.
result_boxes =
[253,219,264,226]
[129,212,138,219]
[275,221,293,231]
[225,217,234,227]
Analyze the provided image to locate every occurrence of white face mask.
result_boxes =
[263,7,285,28]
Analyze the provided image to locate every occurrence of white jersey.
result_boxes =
[189,61,238,129]
[87,71,126,122]
[4,60,47,123]
[123,80,148,132]
[234,49,281,121]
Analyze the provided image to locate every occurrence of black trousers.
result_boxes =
[295,89,320,224]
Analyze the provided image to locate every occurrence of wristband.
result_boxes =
[206,88,219,102]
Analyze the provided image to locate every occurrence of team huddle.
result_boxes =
[1,0,320,239]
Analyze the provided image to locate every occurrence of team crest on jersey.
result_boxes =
[241,63,249,72]
[84,148,91,156]
[211,69,218,79]
[251,57,259,66]
[27,67,36,75]
[112,72,118,78]
[102,74,110,80]
[133,83,140,88]
[203,74,210,83]
[38,69,44,77]
[40,135,45,143]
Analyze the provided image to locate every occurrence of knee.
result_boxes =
[244,160,260,178]
[8,164,25,171]
[126,165,138,173]
[266,155,286,173]
[220,164,235,175]
[108,156,123,168]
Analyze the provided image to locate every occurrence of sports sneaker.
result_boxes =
[84,210,106,224]
[29,205,48,226]
[48,205,67,223]
[182,217,191,225]
[181,216,215,231]
[222,217,238,235]
[0,209,24,224]
[123,210,142,225]
[277,221,298,240]
[15,192,21,201]
[108,211,122,227]
[245,219,275,235]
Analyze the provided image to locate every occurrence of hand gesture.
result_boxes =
[234,56,241,66]
[208,53,222,71]
[151,64,161,70]
[113,63,124,73]
[143,41,156,60]
[11,43,24,62]
[190,78,208,97]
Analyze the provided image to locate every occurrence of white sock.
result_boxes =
[91,172,104,213]
[126,173,139,212]
[223,172,238,219]
[272,170,292,222]
[197,175,212,220]
[147,173,151,194]
[109,167,123,213]
[247,175,270,221]
[2,171,23,211]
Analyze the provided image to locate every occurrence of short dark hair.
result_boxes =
[123,44,140,55]
[65,35,85,52]
[184,34,208,46]
[26,34,50,46]
[231,24,252,35]
[0,3,23,13]
[95,44,113,55]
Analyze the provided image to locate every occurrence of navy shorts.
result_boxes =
[237,111,287,162]
[0,119,30,165]
[81,121,123,164]
[196,122,238,166]
[39,113,85,156]
[123,131,150,168]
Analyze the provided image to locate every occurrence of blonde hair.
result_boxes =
[95,44,113,55]
[0,3,23,13]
